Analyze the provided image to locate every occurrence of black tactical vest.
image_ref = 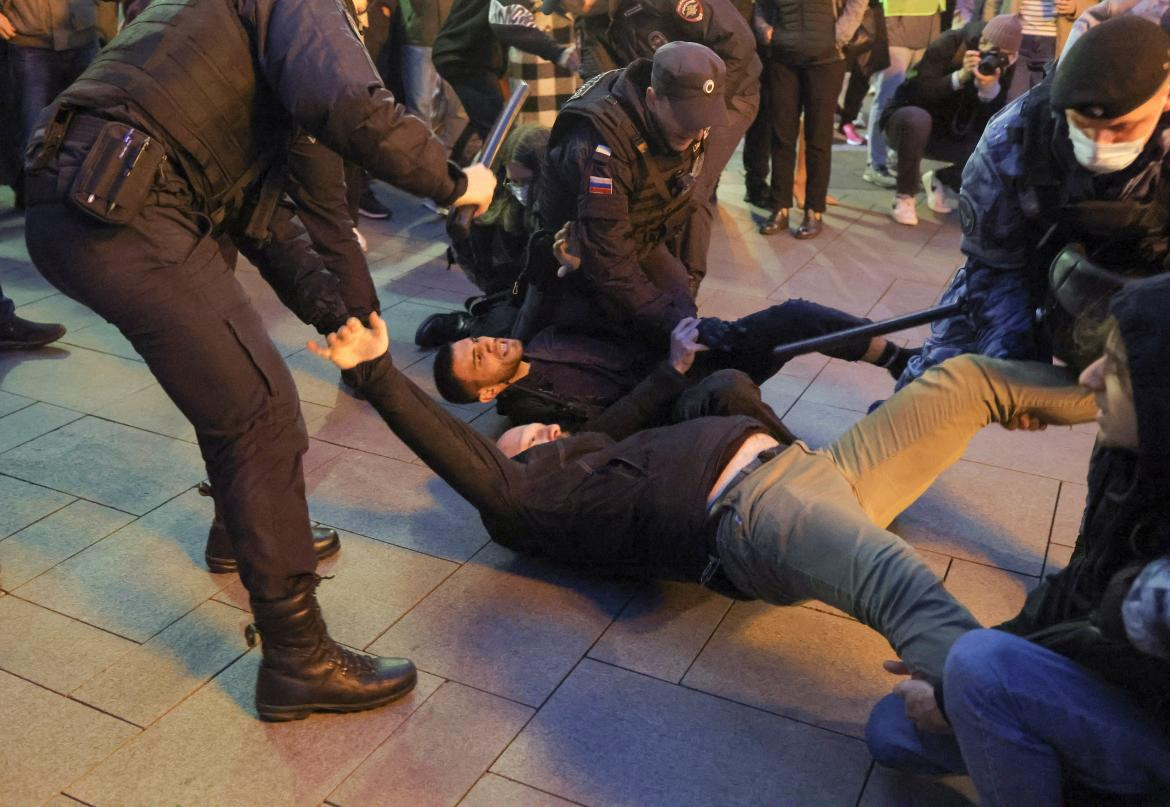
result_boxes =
[549,64,703,255]
[56,0,288,222]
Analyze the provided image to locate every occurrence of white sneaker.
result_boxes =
[862,164,898,188]
[891,194,919,226]
[922,170,957,214]
[353,227,368,253]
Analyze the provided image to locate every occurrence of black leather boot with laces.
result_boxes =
[247,575,416,721]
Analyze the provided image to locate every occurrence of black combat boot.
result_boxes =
[198,482,340,574]
[247,576,417,721]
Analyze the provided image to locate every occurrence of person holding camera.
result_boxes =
[881,14,1021,226]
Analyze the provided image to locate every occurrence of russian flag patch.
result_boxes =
[588,175,613,195]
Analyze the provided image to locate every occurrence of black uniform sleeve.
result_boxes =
[489,0,567,63]
[559,126,698,341]
[248,0,467,206]
[897,29,969,108]
[664,0,760,102]
[578,361,689,441]
[342,352,525,521]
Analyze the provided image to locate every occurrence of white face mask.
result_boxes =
[1067,122,1147,174]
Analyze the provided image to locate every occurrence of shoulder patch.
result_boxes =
[676,0,703,22]
[958,195,977,237]
[588,175,614,195]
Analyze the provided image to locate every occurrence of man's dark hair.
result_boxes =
[433,342,479,404]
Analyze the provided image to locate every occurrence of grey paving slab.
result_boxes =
[772,247,894,317]
[285,346,353,408]
[890,459,1060,576]
[380,298,460,369]
[308,393,420,463]
[588,581,733,683]
[0,388,33,417]
[1044,542,1075,577]
[2,416,206,515]
[759,372,809,422]
[944,558,1035,627]
[0,400,81,454]
[0,594,137,693]
[859,766,977,807]
[304,436,348,474]
[331,681,533,807]
[458,774,582,807]
[0,499,134,590]
[16,489,225,642]
[61,320,141,362]
[0,669,139,807]
[214,530,457,650]
[1051,481,1089,547]
[14,289,106,333]
[683,601,900,738]
[802,359,899,413]
[0,254,54,302]
[696,288,773,320]
[73,600,251,727]
[0,343,155,413]
[779,399,865,448]
[93,382,196,442]
[67,652,444,807]
[368,542,633,706]
[306,447,489,562]
[494,658,872,807]
[963,423,1095,484]
[0,473,74,538]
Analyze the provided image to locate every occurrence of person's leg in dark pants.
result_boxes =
[762,61,800,235]
[796,58,846,237]
[671,369,797,444]
[11,42,97,148]
[743,51,773,206]
[284,135,380,320]
[884,104,931,225]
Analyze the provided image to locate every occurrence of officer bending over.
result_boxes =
[309,311,1096,699]
[22,0,494,722]
[899,16,1170,388]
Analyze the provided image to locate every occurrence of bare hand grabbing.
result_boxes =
[883,659,951,734]
[553,221,582,278]
[0,11,15,39]
[453,163,497,217]
[669,316,708,375]
[307,313,390,370]
[1001,412,1047,432]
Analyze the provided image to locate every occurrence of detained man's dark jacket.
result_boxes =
[345,352,762,583]
[998,274,1170,729]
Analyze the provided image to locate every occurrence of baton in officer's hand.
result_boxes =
[447,81,530,242]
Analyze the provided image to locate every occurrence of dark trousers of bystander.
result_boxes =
[767,58,847,213]
[884,105,976,197]
[743,50,772,199]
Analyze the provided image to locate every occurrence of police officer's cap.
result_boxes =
[651,41,729,129]
[1052,16,1170,120]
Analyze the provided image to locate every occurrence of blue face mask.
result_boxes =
[505,180,530,205]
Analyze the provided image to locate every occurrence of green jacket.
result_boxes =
[400,0,454,46]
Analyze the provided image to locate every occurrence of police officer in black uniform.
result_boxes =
[21,0,495,722]
[537,42,730,346]
[545,0,760,294]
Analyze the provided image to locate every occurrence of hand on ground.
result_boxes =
[307,313,390,370]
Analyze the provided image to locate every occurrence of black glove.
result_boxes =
[1091,563,1144,640]
[696,317,749,353]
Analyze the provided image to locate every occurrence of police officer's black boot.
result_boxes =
[247,575,417,721]
[198,482,340,573]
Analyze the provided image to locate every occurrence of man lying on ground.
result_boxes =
[308,311,1096,689]
[431,296,921,431]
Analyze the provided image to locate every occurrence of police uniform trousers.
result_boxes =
[681,91,760,288]
[25,124,317,600]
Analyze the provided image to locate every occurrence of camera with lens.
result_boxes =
[976,47,1010,77]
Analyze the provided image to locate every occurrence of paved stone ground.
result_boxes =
[0,144,1094,807]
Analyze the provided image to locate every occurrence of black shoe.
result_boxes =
[744,188,774,208]
[247,576,417,721]
[414,310,472,348]
[358,188,392,220]
[759,208,789,236]
[794,210,823,240]
[198,482,340,574]
[0,315,66,350]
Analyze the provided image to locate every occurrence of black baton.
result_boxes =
[446,81,530,242]
[771,300,966,362]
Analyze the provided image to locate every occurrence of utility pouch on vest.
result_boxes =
[68,122,166,225]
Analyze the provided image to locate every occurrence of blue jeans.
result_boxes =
[9,43,97,148]
[866,630,1170,806]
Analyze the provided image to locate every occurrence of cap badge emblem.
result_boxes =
[703,79,715,94]
[676,0,704,22]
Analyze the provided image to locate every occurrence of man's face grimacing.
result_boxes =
[1078,327,1139,449]
[496,422,565,458]
[645,86,708,153]
[450,336,524,402]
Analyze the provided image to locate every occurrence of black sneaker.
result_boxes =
[359,188,393,220]
[0,316,66,350]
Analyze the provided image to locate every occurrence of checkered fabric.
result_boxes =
[503,6,582,127]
